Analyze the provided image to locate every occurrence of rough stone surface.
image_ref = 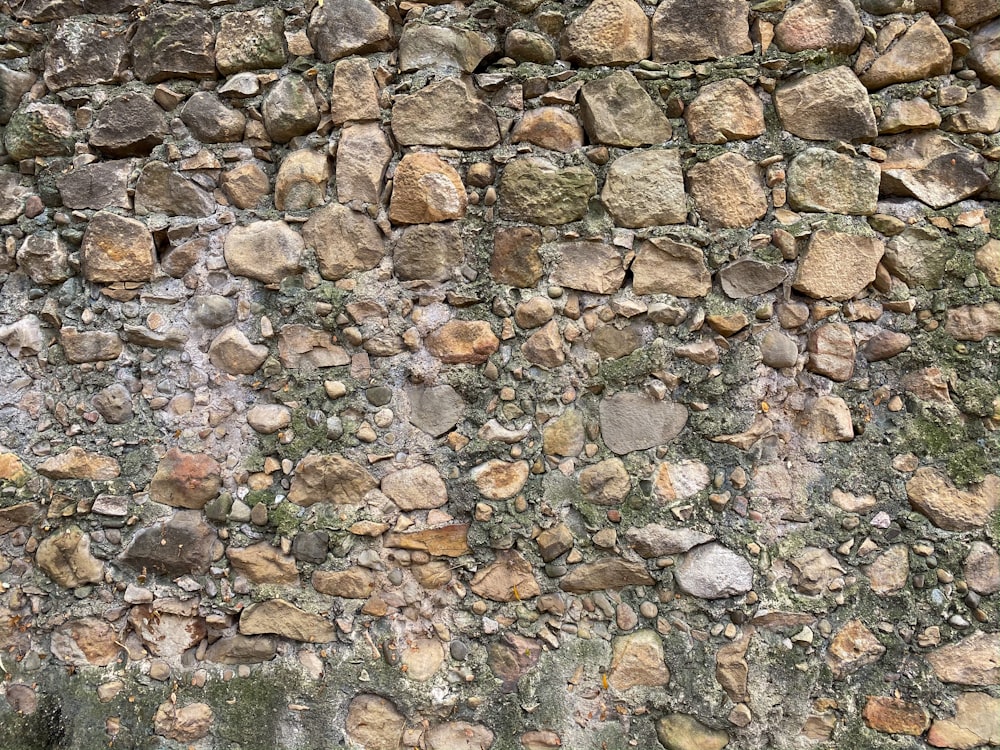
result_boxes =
[389,153,467,225]
[688,153,767,230]
[224,221,302,284]
[674,543,754,599]
[391,77,500,149]
[651,0,752,62]
[580,72,672,147]
[601,150,686,228]
[303,203,384,280]
[600,392,688,454]
[685,79,765,144]
[561,0,651,66]
[774,66,877,142]
[793,231,885,301]
[787,149,880,215]
[500,158,596,226]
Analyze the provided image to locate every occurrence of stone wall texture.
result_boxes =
[0,0,999,748]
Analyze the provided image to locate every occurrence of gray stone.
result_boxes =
[393,223,464,282]
[131,5,216,83]
[263,76,319,144]
[506,30,557,65]
[719,258,787,298]
[180,92,246,144]
[216,7,287,75]
[302,203,385,280]
[208,327,269,375]
[121,510,218,576]
[651,0,752,62]
[336,122,392,205]
[406,384,466,437]
[599,392,688,454]
[626,525,715,558]
[308,0,393,62]
[188,295,236,328]
[4,103,73,161]
[224,221,302,284]
[883,225,951,289]
[92,383,132,424]
[44,20,127,91]
[601,149,686,228]
[675,543,753,599]
[550,241,625,295]
[760,330,799,369]
[970,19,1000,87]
[580,72,671,147]
[135,161,214,217]
[787,148,880,215]
[0,65,35,125]
[90,92,167,157]
[559,558,655,593]
[16,234,70,285]
[391,77,500,149]
[57,160,130,210]
[399,25,493,73]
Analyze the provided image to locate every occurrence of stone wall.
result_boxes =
[0,0,999,748]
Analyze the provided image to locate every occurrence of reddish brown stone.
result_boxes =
[149,448,221,509]
[863,696,930,736]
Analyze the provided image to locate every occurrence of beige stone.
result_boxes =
[470,550,541,601]
[775,0,863,54]
[601,149,686,228]
[787,149,880,215]
[549,242,625,295]
[793,230,884,301]
[391,77,500,149]
[807,322,856,382]
[472,459,529,499]
[879,97,942,134]
[561,0,651,66]
[688,152,767,230]
[580,72,671,148]
[345,695,405,750]
[425,320,499,364]
[381,464,448,510]
[880,133,989,209]
[389,152,466,225]
[224,221,302,284]
[559,558,655,593]
[927,632,1000,686]
[651,0,752,62]
[36,526,105,588]
[906,467,1000,531]
[580,458,631,505]
[336,122,392,206]
[330,57,380,124]
[867,545,909,594]
[312,568,376,598]
[303,203,384,281]
[774,66,877,142]
[685,78,765,144]
[150,448,221,509]
[227,542,299,584]
[655,714,729,750]
[81,211,155,283]
[289,454,376,506]
[37,446,120,480]
[964,541,1000,595]
[153,702,213,742]
[208,327,268,375]
[239,599,335,642]
[928,692,1000,749]
[608,629,670,690]
[857,17,952,90]
[632,237,711,297]
[274,149,329,211]
[826,619,885,678]
[510,108,584,153]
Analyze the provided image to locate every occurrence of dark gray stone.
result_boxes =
[90,93,167,157]
[130,4,216,83]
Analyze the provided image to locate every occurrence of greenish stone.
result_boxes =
[499,157,596,225]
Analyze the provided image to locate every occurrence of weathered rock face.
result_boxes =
[500,158,597,225]
[561,0,651,66]
[580,72,672,147]
[774,66,877,141]
[601,149,686,227]
[391,77,500,149]
[651,0,752,62]
[787,149,880,215]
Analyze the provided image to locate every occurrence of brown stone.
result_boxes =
[120,510,218,577]
[787,149,880,215]
[36,526,104,588]
[345,695,405,750]
[944,86,1000,134]
[536,524,574,562]
[312,568,376,598]
[807,322,856,382]
[80,211,155,283]
[51,617,121,666]
[945,0,999,28]
[128,603,206,658]
[381,464,448,510]
[37,446,120,480]
[655,714,729,750]
[879,132,989,209]
[560,0,651,66]
[491,227,544,288]
[945,301,1000,341]
[775,0,863,54]
[651,0,752,62]
[608,630,670,690]
[964,541,1000,595]
[560,558,655,593]
[239,599,335,642]
[204,635,277,665]
[60,328,122,364]
[472,460,529,500]
[208,327,269,376]
[227,543,298,585]
[793,230,884,301]
[522,321,566,369]
[867,545,909,594]
[600,391,688,454]
[928,692,1000,749]
[384,524,471,557]
[826,619,886,679]
[391,77,500,149]
[289,454,376,506]
[927,632,1000,686]
[471,550,541,601]
[906,467,1000,531]
[685,78,765,144]
[499,157,597,226]
[426,320,499,364]
[580,72,671,147]
[970,19,1000,87]
[716,630,752,702]
[330,58,380,125]
[277,325,349,368]
[221,163,269,209]
[398,25,492,74]
[550,241,625,295]
[879,97,942,134]
[425,722,494,750]
[389,152,466,225]
[863,696,931,736]
[511,108,585,153]
[632,237,711,297]
[688,152,767,230]
[857,17,952,90]
[601,149,686,228]
[542,410,584,457]
[224,221,302,284]
[774,66,877,142]
[153,702,213,743]
[302,203,384,281]
[274,150,329,211]
[149,448,221,510]
[863,330,912,361]
[215,7,287,74]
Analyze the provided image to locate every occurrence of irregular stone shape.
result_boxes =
[970,19,1000,87]
[425,722,494,750]
[44,20,127,91]
[519,320,564,368]
[390,223,461,282]
[425,320,499,364]
[37,446,120,480]
[651,0,752,62]
[880,97,943,134]
[345,695,405,750]
[188,295,236,329]
[80,211,155,283]
[858,17,952,90]
[204,635,276,664]
[626,525,714,558]
[879,132,989,208]
[928,692,1000,749]
[308,0,392,62]
[863,697,930,736]
[131,5,215,82]
[548,242,622,295]
[331,58,380,124]
[36,526,104,588]
[336,122,392,205]
[153,702,213,743]
[906,467,1000,531]
[774,67,877,142]
[149,449,221,510]
[385,524,471,557]
[135,161,214,217]
[560,0,651,66]
[688,153,767,230]
[0,502,40,535]
[500,158,596,226]
[927,632,1000,686]
[121,510,217,576]
[180,92,245,144]
[675,543,753,599]
[263,76,319,144]
[227,542,299,584]
[719,259,786,299]
[863,330,911,361]
[471,550,540,601]
[826,619,886,678]
[654,460,711,502]
[580,72,671,147]
[945,86,1000,134]
[390,153,466,224]
[216,7,287,75]
[579,458,631,505]
[221,163,269,209]
[302,203,384,280]
[399,24,493,73]
[90,92,167,157]
[0,315,42,358]
[655,714,730,750]
[406,384,465,437]
[57,160,130,211]
[807,322,855,382]
[239,600,334,643]
[4,103,73,161]
[247,404,291,435]
[775,0,863,54]
[559,558,655,593]
[277,324,348,368]
[506,30,556,64]
[491,227,544,288]
[802,395,854,443]
[60,328,122,364]
[945,0,998,26]
[224,221,302,284]
[601,149,686,228]
[274,150,330,211]
[946,302,1000,341]
[511,108,584,153]
[208,327,268,375]
[312,568,376,598]
[129,604,206,657]
[632,238,710,297]
[472,460,529,500]
[382,464,448,510]
[51,617,120,666]
[536,524,574,562]
[883,225,951,289]
[608,629,670,690]
[787,149,880,215]
[964,541,1000,595]
[289,454,376,506]
[0,65,35,125]
[685,78,765,144]
[793,230,884,301]
[600,392,688,454]
[542,410,584,457]
[867,545,909,594]
[392,77,500,149]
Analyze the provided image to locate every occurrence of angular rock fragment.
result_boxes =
[180,92,246,144]
[522,321,565,369]
[425,723,494,750]
[80,211,155,284]
[863,697,930,736]
[651,0,752,62]
[774,67,877,142]
[336,122,392,204]
[121,510,218,576]
[384,524,471,557]
[675,543,753,599]
[208,327,268,376]
[547,242,623,295]
[928,692,1000,749]
[262,76,319,144]
[392,78,500,149]
[4,103,73,161]
[879,133,989,208]
[867,545,909,594]
[153,702,213,743]
[601,150,686,228]
[312,568,376,598]
[506,30,556,65]
[390,153,466,225]
[392,223,463,282]
[608,630,670,690]
[626,525,714,558]
[288,454,376,506]
[224,221,302,284]
[787,149,880,215]
[491,227,544,288]
[927,632,1000,686]
[719,259,786,299]
[688,153,767,230]
[425,320,499,364]
[227,543,299,585]
[793,230,884,301]
[500,158,596,226]
[37,446,120,480]
[857,17,951,90]
[131,5,216,82]
[90,92,167,157]
[221,163,269,209]
[510,108,584,153]
[135,161,215,217]
[399,24,493,73]
[240,600,334,643]
[60,328,122,363]
[964,541,1000,595]
[946,0,999,27]
[826,619,885,679]
[303,203,384,280]
[863,330,911,361]
[883,225,951,289]
[471,550,540,601]
[654,459,711,502]
[580,72,671,147]
[631,238,711,297]
[345,695,405,750]
[308,0,393,62]
[44,20,126,91]
[331,58,380,124]
[579,458,631,505]
[150,449,221,510]
[906,467,1000,531]
[536,524,574,562]
[406,384,465,437]
[944,86,1000,134]
[382,464,448,510]
[216,7,287,74]
[947,300,1000,341]
[879,97,942,134]
[57,161,130,211]
[600,392,688,454]
[205,635,276,664]
[0,65,35,125]
[560,0,651,66]
[36,526,104,588]
[559,558,655,593]
[790,547,846,595]
[969,19,1000,86]
[274,150,330,211]
[807,322,856,381]
[685,78,765,144]
[129,603,206,657]
[774,0,863,54]
[51,618,120,666]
